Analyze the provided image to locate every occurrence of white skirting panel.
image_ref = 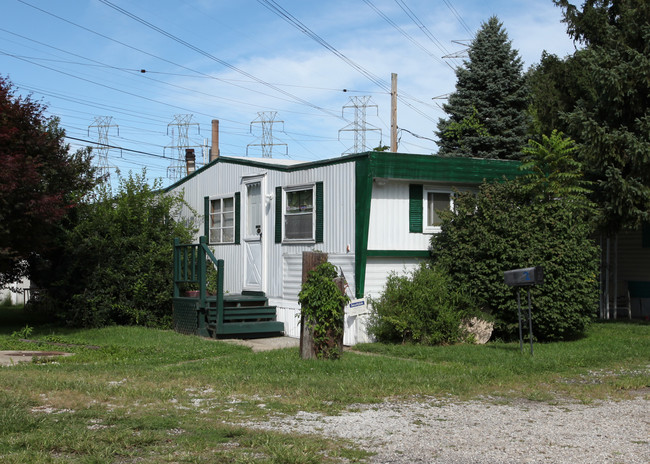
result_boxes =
[343,312,373,345]
[272,301,301,339]
[272,298,373,346]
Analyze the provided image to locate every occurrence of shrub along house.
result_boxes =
[166,151,521,345]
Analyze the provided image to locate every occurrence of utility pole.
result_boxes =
[165,114,201,180]
[247,111,287,158]
[338,96,382,155]
[88,116,119,183]
[390,73,398,152]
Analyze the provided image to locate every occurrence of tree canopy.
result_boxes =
[536,1,650,233]
[44,171,196,328]
[436,16,529,159]
[0,76,96,286]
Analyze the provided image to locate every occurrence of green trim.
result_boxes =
[203,196,210,238]
[369,152,521,183]
[315,181,324,243]
[355,157,373,299]
[164,152,522,193]
[366,250,430,258]
[409,184,423,233]
[234,192,241,245]
[275,186,283,244]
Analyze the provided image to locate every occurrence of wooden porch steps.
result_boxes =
[205,292,284,338]
[173,237,284,339]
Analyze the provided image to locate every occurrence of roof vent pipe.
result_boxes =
[185,148,196,175]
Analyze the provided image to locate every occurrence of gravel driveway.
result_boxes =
[250,394,649,463]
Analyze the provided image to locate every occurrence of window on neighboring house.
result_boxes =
[285,186,314,240]
[425,190,452,232]
[209,196,235,244]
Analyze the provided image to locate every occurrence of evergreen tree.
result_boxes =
[526,52,585,138]
[436,16,529,160]
[551,0,650,233]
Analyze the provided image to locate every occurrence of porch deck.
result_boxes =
[172,237,284,338]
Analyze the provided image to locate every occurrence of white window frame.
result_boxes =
[423,188,454,234]
[283,184,316,243]
[209,195,235,244]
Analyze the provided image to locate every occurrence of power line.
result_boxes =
[442,0,474,37]
[256,0,439,124]
[64,135,170,160]
[96,0,342,119]
[361,0,451,69]
[13,1,340,118]
[393,0,462,69]
[399,127,437,143]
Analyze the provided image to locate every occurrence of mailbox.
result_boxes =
[504,266,544,287]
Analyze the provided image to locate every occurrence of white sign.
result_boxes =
[346,298,369,316]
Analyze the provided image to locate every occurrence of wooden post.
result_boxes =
[300,251,328,360]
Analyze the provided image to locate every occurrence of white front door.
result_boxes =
[243,179,263,291]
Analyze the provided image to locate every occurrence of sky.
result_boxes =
[1,0,578,188]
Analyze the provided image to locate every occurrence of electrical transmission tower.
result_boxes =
[442,39,471,66]
[338,96,382,155]
[246,111,287,158]
[165,114,201,180]
[88,116,119,182]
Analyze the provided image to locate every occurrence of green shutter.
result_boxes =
[275,186,283,243]
[315,182,324,243]
[204,196,210,239]
[234,192,241,245]
[409,184,423,233]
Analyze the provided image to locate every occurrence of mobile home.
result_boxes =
[166,151,521,344]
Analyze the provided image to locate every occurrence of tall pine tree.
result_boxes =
[436,16,529,160]
[550,0,650,233]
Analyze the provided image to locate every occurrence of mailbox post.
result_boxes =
[504,267,543,355]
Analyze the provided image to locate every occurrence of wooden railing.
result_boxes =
[173,236,224,336]
[173,236,283,338]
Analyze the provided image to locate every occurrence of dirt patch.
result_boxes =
[3,351,68,357]
[0,350,74,366]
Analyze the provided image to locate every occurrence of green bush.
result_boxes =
[368,264,479,345]
[431,180,598,342]
[298,262,349,359]
[431,133,599,342]
[41,171,196,328]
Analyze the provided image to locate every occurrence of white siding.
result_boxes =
[367,179,476,251]
[169,158,357,300]
[368,181,428,250]
[363,256,424,300]
[282,253,355,302]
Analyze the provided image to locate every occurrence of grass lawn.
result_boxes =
[0,306,648,463]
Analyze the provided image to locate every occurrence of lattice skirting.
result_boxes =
[173,298,199,335]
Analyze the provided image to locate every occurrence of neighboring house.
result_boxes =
[0,277,31,306]
[604,226,650,319]
[165,151,521,345]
